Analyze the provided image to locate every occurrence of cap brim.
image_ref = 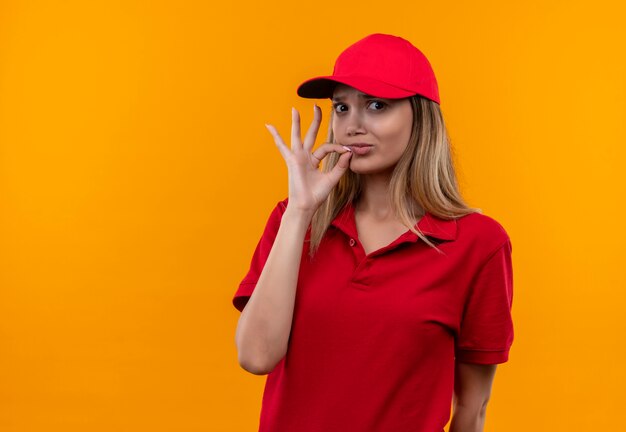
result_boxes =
[297,75,418,99]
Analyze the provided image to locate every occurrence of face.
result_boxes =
[331,84,413,176]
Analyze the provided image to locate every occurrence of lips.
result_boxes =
[345,144,374,156]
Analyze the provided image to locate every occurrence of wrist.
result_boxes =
[282,207,315,229]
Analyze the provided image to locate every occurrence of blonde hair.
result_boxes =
[308,95,481,258]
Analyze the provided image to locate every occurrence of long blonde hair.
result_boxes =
[308,95,481,258]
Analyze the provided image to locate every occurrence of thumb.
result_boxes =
[327,150,352,183]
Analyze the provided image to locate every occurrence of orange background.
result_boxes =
[1,1,625,431]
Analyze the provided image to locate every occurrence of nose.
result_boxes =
[345,111,366,136]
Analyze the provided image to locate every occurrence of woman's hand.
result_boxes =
[265,105,353,216]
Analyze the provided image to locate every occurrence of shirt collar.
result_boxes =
[330,201,457,242]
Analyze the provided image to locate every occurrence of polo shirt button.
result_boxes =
[349,238,356,246]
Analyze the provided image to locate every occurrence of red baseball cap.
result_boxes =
[297,33,440,104]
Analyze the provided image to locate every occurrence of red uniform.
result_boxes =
[233,198,514,432]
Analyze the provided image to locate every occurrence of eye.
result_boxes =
[332,103,348,113]
[367,100,387,111]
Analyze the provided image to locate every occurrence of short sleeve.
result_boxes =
[455,239,514,364]
[232,198,288,312]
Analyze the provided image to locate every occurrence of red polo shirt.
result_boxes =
[233,198,514,432]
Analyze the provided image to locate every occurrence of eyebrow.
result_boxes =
[331,92,374,102]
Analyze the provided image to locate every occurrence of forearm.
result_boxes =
[235,208,312,375]
[449,404,487,432]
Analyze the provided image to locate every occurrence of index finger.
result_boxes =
[311,143,352,169]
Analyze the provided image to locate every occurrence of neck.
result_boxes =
[355,172,394,220]
[354,172,424,222]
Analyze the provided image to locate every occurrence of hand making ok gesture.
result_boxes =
[265,105,353,216]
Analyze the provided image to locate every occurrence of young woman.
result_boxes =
[233,33,514,432]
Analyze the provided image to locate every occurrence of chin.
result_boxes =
[348,159,396,176]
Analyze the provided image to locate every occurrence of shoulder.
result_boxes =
[457,211,510,240]
[270,197,290,222]
[267,197,290,218]
[455,211,512,255]
[263,197,291,228]
[253,197,290,238]
[278,197,289,211]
